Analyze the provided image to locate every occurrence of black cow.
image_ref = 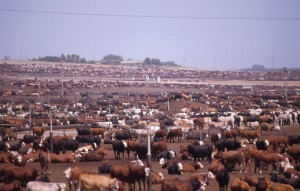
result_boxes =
[211,133,221,145]
[75,135,101,148]
[288,135,300,146]
[160,158,183,175]
[98,162,112,174]
[256,140,269,151]
[112,140,128,160]
[21,134,40,144]
[186,144,213,163]
[135,142,147,160]
[76,127,91,135]
[255,177,268,191]
[216,168,230,191]
[270,171,300,189]
[0,141,9,152]
[64,139,79,153]
[215,139,241,152]
[157,150,176,161]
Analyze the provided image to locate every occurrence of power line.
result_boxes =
[1,8,300,21]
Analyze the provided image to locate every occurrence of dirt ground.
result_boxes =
[1,125,300,191]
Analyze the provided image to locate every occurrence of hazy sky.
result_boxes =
[1,1,300,70]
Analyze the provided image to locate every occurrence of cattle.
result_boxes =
[76,127,91,135]
[50,153,78,163]
[95,146,109,156]
[215,151,246,173]
[255,177,268,191]
[256,139,270,151]
[135,143,147,160]
[0,166,38,186]
[231,177,251,191]
[154,129,168,141]
[157,150,176,161]
[222,129,239,140]
[0,180,21,191]
[128,164,146,191]
[90,127,106,137]
[243,175,259,187]
[270,171,300,189]
[64,166,96,191]
[35,174,51,182]
[151,141,167,159]
[207,159,225,175]
[181,161,204,172]
[77,152,104,162]
[211,133,222,145]
[186,143,213,163]
[166,128,183,143]
[286,146,300,165]
[109,164,130,185]
[216,168,230,191]
[260,115,274,124]
[215,139,241,152]
[21,134,40,144]
[288,135,300,146]
[239,129,261,143]
[78,174,119,191]
[261,122,275,134]
[250,149,283,173]
[38,151,51,174]
[112,140,128,160]
[144,168,164,187]
[161,178,206,191]
[75,135,101,148]
[159,158,183,175]
[26,181,67,191]
[125,140,138,158]
[266,182,295,191]
[189,171,215,185]
[0,141,10,152]
[32,126,45,136]
[64,139,80,153]
[98,161,113,174]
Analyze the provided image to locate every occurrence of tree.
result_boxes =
[251,64,266,71]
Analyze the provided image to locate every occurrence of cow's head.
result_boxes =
[177,162,183,174]
[63,167,72,179]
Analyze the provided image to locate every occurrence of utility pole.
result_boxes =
[44,104,53,153]
[284,67,288,100]
[24,100,32,135]
[147,127,152,190]
[61,54,64,99]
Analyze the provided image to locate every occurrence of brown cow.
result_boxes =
[161,178,206,191]
[215,151,247,173]
[261,122,275,134]
[90,128,106,138]
[50,153,78,163]
[239,129,261,142]
[231,177,251,191]
[0,180,21,191]
[167,128,183,143]
[151,141,167,158]
[32,126,45,136]
[0,166,38,186]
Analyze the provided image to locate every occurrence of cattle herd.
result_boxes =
[0,60,300,191]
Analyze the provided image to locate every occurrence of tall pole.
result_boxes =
[147,128,152,190]
[61,54,64,98]
[25,100,32,135]
[49,108,53,153]
[284,67,287,101]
